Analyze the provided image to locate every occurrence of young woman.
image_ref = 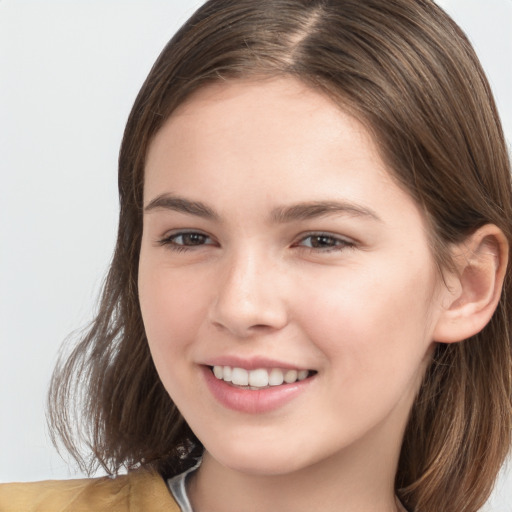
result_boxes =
[1,1,511,511]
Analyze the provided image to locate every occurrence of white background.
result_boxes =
[1,1,511,509]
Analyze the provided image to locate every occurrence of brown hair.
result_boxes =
[48,1,512,510]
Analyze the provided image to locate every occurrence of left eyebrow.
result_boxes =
[270,201,382,223]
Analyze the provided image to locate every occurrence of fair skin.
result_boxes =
[138,77,506,512]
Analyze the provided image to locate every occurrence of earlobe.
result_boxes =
[433,224,509,344]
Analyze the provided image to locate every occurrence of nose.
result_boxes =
[209,249,289,338]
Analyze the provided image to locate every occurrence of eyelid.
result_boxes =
[157,229,217,249]
[293,231,357,251]
[155,229,356,253]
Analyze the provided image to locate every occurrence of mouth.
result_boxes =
[203,363,317,413]
[210,365,317,390]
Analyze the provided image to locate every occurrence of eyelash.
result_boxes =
[157,231,355,254]
[294,233,355,253]
[158,231,216,252]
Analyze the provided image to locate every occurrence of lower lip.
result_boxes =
[202,366,314,414]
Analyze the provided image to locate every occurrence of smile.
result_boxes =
[211,365,312,389]
[203,364,316,413]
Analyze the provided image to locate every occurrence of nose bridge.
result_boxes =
[210,244,287,336]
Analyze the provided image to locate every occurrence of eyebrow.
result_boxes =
[144,194,219,220]
[270,201,382,223]
[144,194,381,223]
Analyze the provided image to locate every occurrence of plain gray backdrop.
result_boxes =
[1,1,511,509]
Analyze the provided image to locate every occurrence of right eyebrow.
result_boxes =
[143,194,219,220]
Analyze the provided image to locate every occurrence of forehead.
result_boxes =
[144,77,426,226]
[145,77,388,192]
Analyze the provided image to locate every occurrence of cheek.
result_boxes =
[138,262,216,415]
[296,262,438,382]
[138,257,208,368]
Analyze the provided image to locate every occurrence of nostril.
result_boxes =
[210,316,287,339]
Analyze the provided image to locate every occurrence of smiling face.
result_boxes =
[138,77,449,477]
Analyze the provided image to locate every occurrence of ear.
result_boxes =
[433,224,509,343]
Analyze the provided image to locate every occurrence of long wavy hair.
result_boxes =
[48,1,512,510]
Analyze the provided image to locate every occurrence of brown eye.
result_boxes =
[159,231,214,249]
[296,233,355,252]
[173,233,209,246]
[306,235,338,248]
[299,234,351,250]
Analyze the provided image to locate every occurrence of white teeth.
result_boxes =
[231,367,249,386]
[223,365,232,382]
[268,368,284,386]
[212,365,311,388]
[248,368,269,387]
[284,369,298,384]
[298,369,309,381]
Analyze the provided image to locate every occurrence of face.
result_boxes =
[139,77,448,477]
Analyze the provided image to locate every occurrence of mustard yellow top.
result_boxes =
[0,469,180,512]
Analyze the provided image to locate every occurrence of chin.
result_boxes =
[202,435,325,477]
[218,454,304,477]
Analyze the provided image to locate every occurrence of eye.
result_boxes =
[158,231,215,251]
[295,233,355,251]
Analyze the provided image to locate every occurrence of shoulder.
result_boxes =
[0,468,181,512]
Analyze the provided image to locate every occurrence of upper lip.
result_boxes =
[202,356,312,371]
